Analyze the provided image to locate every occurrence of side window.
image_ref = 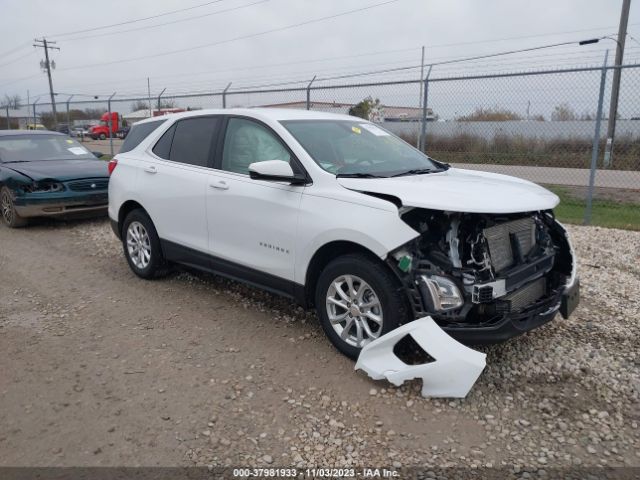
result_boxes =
[221,118,291,175]
[120,119,166,153]
[169,117,219,167]
[152,124,176,159]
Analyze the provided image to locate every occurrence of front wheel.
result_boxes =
[99,133,107,140]
[315,253,409,359]
[0,187,28,228]
[121,209,168,279]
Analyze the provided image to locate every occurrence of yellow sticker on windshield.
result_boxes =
[66,139,73,144]
[351,126,361,134]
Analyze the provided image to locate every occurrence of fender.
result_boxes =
[295,192,419,284]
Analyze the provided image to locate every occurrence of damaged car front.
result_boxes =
[0,131,109,228]
[387,205,579,343]
[283,117,579,347]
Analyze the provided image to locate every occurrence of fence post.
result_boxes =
[157,88,166,113]
[108,92,116,157]
[419,65,433,152]
[5,105,9,129]
[66,95,74,132]
[584,51,609,226]
[222,82,232,109]
[306,76,316,110]
[33,98,39,126]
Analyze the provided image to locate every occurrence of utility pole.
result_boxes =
[33,38,60,129]
[603,0,631,168]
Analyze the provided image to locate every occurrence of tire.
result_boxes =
[99,133,107,140]
[0,186,28,228]
[315,253,409,359]
[121,209,168,279]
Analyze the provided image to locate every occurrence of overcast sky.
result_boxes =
[0,0,638,114]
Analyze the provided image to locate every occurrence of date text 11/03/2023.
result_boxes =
[232,467,399,477]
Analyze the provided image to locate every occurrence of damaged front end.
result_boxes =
[388,208,579,343]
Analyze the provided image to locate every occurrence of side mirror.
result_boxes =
[248,160,305,184]
[92,151,104,158]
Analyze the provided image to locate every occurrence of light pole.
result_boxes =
[579,33,629,168]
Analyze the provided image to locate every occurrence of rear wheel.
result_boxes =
[315,253,409,359]
[121,209,168,279]
[99,133,107,140]
[0,187,28,228]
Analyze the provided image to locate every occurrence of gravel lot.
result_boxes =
[0,219,638,475]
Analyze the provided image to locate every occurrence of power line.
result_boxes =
[52,46,422,92]
[47,0,232,38]
[0,42,32,61]
[57,0,404,71]
[26,41,631,98]
[57,0,270,42]
[0,73,42,90]
[153,47,619,93]
[312,37,617,83]
[45,32,619,93]
[45,44,635,99]
[57,16,631,76]
[0,50,36,69]
[421,24,636,50]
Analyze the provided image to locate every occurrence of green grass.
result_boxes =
[547,186,640,231]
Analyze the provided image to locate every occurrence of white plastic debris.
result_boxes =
[355,316,486,398]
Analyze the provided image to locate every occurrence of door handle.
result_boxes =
[210,180,229,190]
[143,165,157,174]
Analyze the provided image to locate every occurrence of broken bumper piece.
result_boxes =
[355,317,486,398]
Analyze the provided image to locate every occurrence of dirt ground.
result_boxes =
[0,218,638,475]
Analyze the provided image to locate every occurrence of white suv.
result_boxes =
[108,109,579,359]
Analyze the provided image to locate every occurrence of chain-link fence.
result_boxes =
[5,63,640,227]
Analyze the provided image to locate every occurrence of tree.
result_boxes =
[158,99,176,109]
[457,107,522,121]
[551,103,577,121]
[348,96,384,122]
[131,100,149,111]
[2,94,21,109]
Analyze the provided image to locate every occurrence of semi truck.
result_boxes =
[89,112,126,140]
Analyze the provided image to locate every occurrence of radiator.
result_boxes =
[498,277,546,313]
[483,217,536,272]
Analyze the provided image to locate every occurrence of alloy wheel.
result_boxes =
[325,274,384,348]
[126,221,152,270]
[1,190,14,224]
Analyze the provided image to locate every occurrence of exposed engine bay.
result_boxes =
[389,208,578,337]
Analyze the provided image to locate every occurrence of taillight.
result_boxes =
[108,159,118,175]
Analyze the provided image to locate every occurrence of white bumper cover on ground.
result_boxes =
[355,317,487,398]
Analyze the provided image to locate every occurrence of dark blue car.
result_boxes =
[0,130,109,227]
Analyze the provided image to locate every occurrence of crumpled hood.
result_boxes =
[6,159,109,182]
[337,167,559,213]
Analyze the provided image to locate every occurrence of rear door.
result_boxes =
[137,116,221,256]
[205,116,304,287]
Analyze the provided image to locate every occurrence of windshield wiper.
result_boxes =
[389,168,440,177]
[2,160,31,164]
[336,172,387,179]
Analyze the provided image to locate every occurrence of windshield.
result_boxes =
[0,135,96,162]
[281,119,442,177]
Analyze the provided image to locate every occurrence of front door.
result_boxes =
[206,117,304,288]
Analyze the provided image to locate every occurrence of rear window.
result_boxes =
[167,117,219,167]
[120,119,166,153]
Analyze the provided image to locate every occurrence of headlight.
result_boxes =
[420,275,464,311]
[22,182,65,194]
